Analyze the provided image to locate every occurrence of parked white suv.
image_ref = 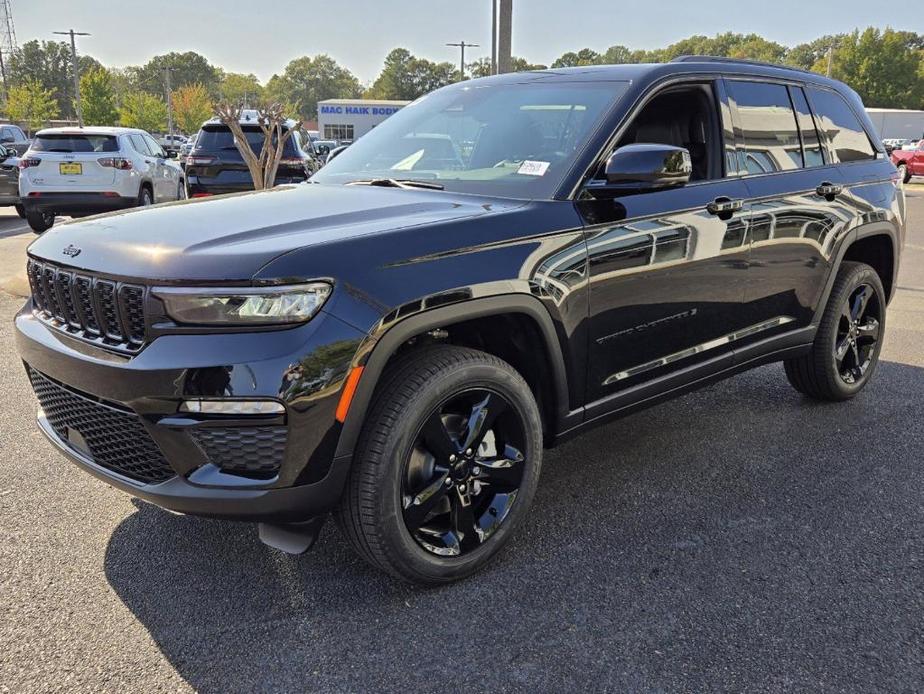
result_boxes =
[18,127,185,233]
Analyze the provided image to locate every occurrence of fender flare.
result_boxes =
[811,220,900,325]
[334,294,572,459]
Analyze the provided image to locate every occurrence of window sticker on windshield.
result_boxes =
[517,160,550,176]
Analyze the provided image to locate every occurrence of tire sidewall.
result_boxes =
[139,187,153,206]
[820,264,886,397]
[367,359,543,583]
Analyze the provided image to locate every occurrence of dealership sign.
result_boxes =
[320,105,402,116]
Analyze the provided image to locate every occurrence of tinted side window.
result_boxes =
[129,134,152,156]
[789,87,825,168]
[806,87,875,163]
[728,80,802,174]
[143,134,166,158]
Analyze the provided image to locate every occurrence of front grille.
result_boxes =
[27,258,147,352]
[28,368,174,484]
[191,427,287,478]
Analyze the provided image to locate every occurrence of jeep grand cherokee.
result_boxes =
[15,58,905,585]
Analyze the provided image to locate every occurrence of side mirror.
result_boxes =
[597,143,692,194]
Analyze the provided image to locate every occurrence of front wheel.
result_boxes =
[14,203,25,219]
[336,345,543,585]
[897,163,911,184]
[26,208,54,233]
[784,261,885,400]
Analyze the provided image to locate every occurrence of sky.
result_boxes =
[13,0,924,85]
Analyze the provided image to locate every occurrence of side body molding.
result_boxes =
[334,294,574,459]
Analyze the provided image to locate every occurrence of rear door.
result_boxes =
[22,132,118,191]
[726,79,854,344]
[142,133,177,200]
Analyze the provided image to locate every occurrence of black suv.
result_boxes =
[186,113,320,196]
[16,58,905,584]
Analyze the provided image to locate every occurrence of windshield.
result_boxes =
[312,81,627,198]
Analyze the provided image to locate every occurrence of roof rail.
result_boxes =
[671,55,817,76]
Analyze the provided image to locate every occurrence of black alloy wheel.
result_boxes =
[402,388,527,557]
[784,261,885,401]
[834,283,881,385]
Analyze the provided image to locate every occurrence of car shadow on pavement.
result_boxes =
[103,360,924,692]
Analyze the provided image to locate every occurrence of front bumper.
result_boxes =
[15,304,364,523]
[22,193,137,216]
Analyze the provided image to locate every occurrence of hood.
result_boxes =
[27,183,519,282]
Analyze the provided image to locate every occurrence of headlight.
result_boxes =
[153,282,331,325]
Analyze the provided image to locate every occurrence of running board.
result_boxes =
[258,516,326,555]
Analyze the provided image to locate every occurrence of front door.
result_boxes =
[582,80,754,406]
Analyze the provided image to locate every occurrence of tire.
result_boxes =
[335,344,543,585]
[177,180,186,200]
[897,163,911,184]
[784,261,885,401]
[14,203,25,219]
[26,208,54,233]
[138,186,153,207]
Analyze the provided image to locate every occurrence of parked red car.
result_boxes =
[892,140,923,183]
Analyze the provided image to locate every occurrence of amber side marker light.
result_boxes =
[336,366,364,423]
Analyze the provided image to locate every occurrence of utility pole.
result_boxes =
[497,0,512,74]
[446,41,479,81]
[491,0,498,75]
[53,29,90,127]
[163,66,176,136]
[826,44,834,78]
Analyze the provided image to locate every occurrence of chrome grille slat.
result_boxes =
[26,259,146,353]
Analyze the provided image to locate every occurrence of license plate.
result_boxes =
[59,162,82,175]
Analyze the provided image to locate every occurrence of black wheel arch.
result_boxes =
[333,294,573,460]
[812,220,900,326]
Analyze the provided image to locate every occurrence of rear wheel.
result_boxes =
[138,186,153,207]
[177,180,186,200]
[784,261,885,400]
[26,208,54,233]
[336,345,543,585]
[14,203,25,219]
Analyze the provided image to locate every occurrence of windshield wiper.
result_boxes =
[345,178,444,191]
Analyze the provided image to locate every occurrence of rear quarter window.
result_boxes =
[31,133,119,153]
[806,87,876,163]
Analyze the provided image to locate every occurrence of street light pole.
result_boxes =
[53,29,90,127]
[164,66,175,137]
[491,0,498,75]
[446,41,479,81]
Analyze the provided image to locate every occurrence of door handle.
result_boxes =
[816,181,843,199]
[706,197,743,219]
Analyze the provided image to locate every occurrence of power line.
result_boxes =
[53,29,90,127]
[446,41,479,81]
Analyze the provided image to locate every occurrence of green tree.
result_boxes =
[133,52,220,97]
[814,28,924,108]
[367,48,456,100]
[551,48,603,68]
[265,54,362,119]
[5,79,58,134]
[218,71,263,107]
[468,56,547,78]
[172,83,213,134]
[119,91,167,132]
[80,67,118,126]
[6,40,101,119]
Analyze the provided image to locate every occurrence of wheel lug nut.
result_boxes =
[472,466,480,475]
[459,484,467,493]
[449,454,456,463]
[465,448,473,456]
[445,477,453,486]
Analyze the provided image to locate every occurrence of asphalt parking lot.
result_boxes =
[1,190,923,693]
